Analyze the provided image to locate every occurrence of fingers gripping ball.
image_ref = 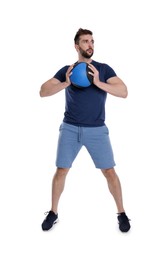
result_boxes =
[70,62,93,88]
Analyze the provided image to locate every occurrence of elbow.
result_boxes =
[121,87,128,98]
[39,89,44,97]
[39,84,46,97]
[122,90,128,98]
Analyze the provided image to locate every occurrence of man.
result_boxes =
[40,28,131,232]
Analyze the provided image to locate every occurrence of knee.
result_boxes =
[101,168,116,180]
[55,168,69,179]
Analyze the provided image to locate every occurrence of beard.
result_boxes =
[79,46,94,59]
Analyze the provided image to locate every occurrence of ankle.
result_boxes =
[51,209,58,215]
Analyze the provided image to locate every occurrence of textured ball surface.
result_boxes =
[70,62,93,88]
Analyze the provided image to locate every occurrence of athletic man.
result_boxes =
[40,28,131,232]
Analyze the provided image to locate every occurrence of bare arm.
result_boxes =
[96,76,128,98]
[88,64,128,98]
[40,65,73,97]
[40,78,69,97]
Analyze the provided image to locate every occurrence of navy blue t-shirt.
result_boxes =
[54,60,117,127]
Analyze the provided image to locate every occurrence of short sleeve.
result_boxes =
[54,65,69,82]
[104,64,117,81]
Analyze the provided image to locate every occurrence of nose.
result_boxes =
[89,41,94,48]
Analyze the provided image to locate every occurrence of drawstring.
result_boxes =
[78,126,82,142]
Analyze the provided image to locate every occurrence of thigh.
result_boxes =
[56,123,82,168]
[83,125,116,169]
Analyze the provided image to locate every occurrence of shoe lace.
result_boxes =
[44,211,53,220]
[44,211,57,220]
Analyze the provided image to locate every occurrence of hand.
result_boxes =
[88,64,100,86]
[65,64,74,85]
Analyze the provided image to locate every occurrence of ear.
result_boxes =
[75,44,79,52]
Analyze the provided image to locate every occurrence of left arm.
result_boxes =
[88,64,128,98]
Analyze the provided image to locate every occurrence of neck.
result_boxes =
[78,58,92,63]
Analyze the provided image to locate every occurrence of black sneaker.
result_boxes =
[41,211,58,231]
[117,212,131,232]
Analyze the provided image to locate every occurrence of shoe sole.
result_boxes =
[51,218,59,229]
[54,218,59,225]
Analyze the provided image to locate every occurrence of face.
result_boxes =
[76,34,94,59]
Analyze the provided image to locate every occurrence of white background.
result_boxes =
[0,0,164,259]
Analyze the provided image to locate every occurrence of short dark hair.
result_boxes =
[74,28,93,44]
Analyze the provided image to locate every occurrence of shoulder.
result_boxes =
[91,60,113,70]
[91,60,103,67]
[54,65,70,81]
[92,60,117,77]
[57,65,70,73]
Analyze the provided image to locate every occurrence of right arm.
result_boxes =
[39,65,73,97]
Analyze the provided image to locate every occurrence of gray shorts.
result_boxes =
[56,122,116,169]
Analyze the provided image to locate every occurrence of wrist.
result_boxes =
[64,81,70,88]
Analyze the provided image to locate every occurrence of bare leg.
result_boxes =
[51,167,70,214]
[101,168,125,213]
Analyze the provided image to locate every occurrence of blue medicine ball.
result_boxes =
[70,62,93,88]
